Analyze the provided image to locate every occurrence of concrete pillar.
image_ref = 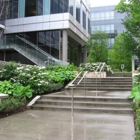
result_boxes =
[84,49,87,63]
[132,55,135,71]
[62,30,68,62]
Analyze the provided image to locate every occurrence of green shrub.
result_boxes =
[135,131,140,140]
[0,63,75,95]
[0,96,26,113]
[79,62,113,73]
[12,65,75,93]
[0,81,33,98]
[0,61,20,81]
[46,64,79,71]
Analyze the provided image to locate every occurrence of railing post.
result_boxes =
[84,74,86,97]
[96,73,98,96]
[71,87,74,118]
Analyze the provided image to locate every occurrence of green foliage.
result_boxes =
[114,0,140,58]
[0,61,20,81]
[11,65,51,94]
[46,64,79,72]
[11,65,74,94]
[85,31,109,63]
[0,81,33,98]
[135,109,140,139]
[79,62,113,73]
[0,96,26,113]
[108,33,132,71]
[0,63,76,95]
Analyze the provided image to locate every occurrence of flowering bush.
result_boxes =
[0,62,76,94]
[79,62,113,73]
[0,61,20,80]
[11,65,63,94]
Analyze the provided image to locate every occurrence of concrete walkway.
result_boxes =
[0,90,135,140]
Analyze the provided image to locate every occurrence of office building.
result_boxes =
[0,0,90,66]
[90,5,126,48]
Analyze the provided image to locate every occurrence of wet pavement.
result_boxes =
[0,109,134,140]
[0,90,134,140]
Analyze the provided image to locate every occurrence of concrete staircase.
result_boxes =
[70,77,132,91]
[29,76,133,114]
[30,94,133,114]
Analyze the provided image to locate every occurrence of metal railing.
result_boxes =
[68,62,107,117]
[0,35,69,67]
[94,62,106,94]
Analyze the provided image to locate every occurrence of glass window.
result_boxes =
[82,4,86,30]
[91,11,114,20]
[110,11,114,19]
[83,11,86,30]
[91,13,94,20]
[51,0,68,14]
[76,0,80,23]
[18,0,25,18]
[25,0,36,17]
[63,0,69,13]
[7,0,18,19]
[44,0,50,14]
[69,0,73,15]
[37,0,43,15]
[88,18,91,34]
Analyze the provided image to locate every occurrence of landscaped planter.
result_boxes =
[74,71,106,78]
[85,72,106,78]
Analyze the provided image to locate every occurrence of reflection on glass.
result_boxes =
[44,0,50,14]
[18,0,25,18]
[25,0,36,17]
[91,11,114,21]
[7,0,18,19]
[51,0,68,14]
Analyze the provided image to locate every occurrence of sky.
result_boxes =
[89,0,121,7]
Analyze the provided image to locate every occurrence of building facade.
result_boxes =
[0,0,90,66]
[90,5,126,48]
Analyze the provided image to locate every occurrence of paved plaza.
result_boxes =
[0,109,134,140]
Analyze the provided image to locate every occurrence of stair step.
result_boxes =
[30,105,133,114]
[36,100,131,107]
[76,85,132,87]
[41,95,131,103]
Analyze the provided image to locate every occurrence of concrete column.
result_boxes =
[62,30,68,62]
[132,55,135,71]
[84,49,87,63]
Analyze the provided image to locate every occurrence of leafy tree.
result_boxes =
[114,0,140,58]
[108,33,132,71]
[85,31,108,63]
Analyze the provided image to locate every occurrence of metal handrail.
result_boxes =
[94,62,107,94]
[68,71,83,86]
[94,62,102,73]
[16,35,69,65]
[99,62,106,73]
[77,71,88,85]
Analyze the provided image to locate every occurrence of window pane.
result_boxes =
[19,0,25,17]
[44,0,50,14]
[83,11,86,30]
[7,0,18,19]
[25,0,36,17]
[37,0,43,15]
[69,0,73,15]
